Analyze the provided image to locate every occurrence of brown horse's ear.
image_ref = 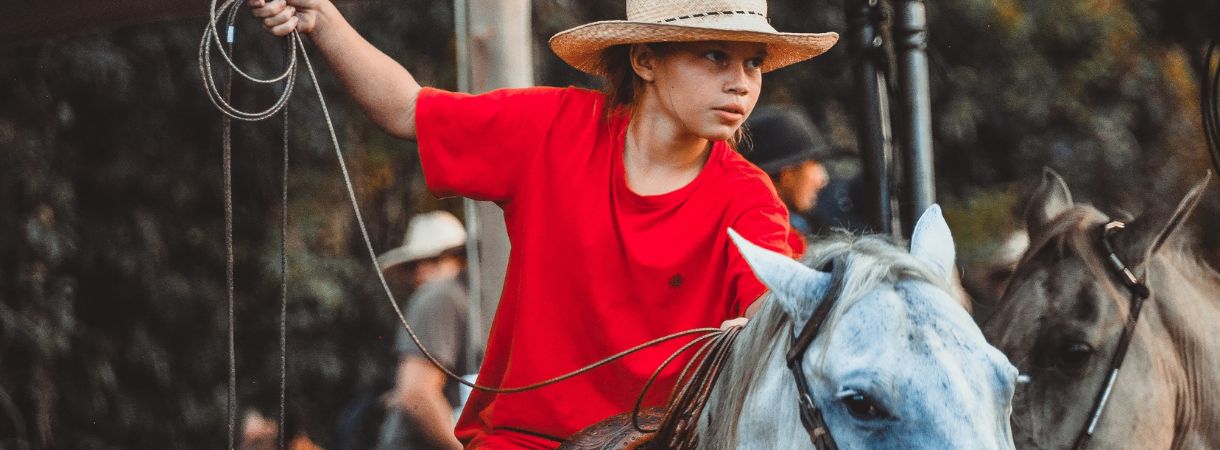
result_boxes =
[1023,168,1073,240]
[1114,173,1212,267]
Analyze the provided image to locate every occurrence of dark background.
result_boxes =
[2,0,1219,448]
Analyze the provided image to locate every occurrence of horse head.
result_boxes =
[983,169,1217,449]
[713,205,1017,449]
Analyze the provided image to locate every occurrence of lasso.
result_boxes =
[197,2,726,447]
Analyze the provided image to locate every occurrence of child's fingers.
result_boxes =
[719,317,748,330]
[262,6,296,29]
[249,2,282,18]
[287,0,319,9]
[271,16,299,36]
[296,14,314,33]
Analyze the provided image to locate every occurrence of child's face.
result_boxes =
[645,41,766,141]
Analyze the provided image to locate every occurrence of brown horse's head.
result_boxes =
[983,169,1214,449]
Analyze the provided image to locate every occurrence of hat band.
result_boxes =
[654,10,768,24]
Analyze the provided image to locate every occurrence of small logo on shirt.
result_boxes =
[668,274,684,289]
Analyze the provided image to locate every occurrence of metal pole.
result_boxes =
[456,0,488,378]
[455,0,470,94]
[463,0,533,365]
[848,0,897,237]
[454,0,486,374]
[896,0,935,235]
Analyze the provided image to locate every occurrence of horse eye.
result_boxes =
[1055,341,1093,371]
[841,393,888,420]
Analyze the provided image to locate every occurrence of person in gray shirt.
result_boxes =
[375,211,472,450]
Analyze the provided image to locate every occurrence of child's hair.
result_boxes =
[600,44,643,117]
[599,43,746,149]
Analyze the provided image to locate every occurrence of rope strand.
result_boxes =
[278,107,290,450]
[199,0,723,410]
[221,18,237,450]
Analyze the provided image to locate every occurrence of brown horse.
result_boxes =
[983,170,1220,449]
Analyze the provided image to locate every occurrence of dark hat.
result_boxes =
[741,106,835,174]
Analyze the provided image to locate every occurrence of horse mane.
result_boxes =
[1154,227,1220,301]
[1020,204,1220,317]
[698,231,957,448]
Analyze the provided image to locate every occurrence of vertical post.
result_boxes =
[848,0,897,237]
[896,0,935,235]
[454,0,482,373]
[458,0,534,368]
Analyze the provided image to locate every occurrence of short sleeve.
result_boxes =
[397,283,467,370]
[414,87,571,202]
[726,204,793,317]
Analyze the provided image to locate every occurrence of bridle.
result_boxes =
[1072,221,1151,450]
[647,268,844,450]
[786,275,842,450]
[785,228,1145,450]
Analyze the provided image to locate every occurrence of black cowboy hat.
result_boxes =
[741,106,843,174]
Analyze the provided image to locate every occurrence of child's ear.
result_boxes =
[629,44,657,82]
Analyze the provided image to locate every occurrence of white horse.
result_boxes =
[706,205,1017,449]
[563,206,1019,449]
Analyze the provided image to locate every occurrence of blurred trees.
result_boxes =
[0,3,460,448]
[1,0,1218,448]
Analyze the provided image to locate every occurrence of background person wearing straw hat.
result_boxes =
[376,211,471,450]
[247,0,837,447]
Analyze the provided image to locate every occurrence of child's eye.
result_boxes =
[704,50,728,63]
[747,57,765,69]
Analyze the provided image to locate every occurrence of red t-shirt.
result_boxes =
[415,86,793,449]
[788,228,808,260]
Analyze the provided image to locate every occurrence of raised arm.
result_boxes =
[248,0,421,140]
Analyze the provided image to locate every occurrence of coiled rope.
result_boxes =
[198,2,726,447]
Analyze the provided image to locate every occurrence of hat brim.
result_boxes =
[376,244,463,271]
[550,21,838,76]
[756,146,854,174]
[756,147,820,174]
[376,246,429,271]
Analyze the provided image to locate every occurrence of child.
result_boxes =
[248,0,837,447]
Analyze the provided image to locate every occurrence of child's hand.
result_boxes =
[247,0,324,36]
[719,317,748,330]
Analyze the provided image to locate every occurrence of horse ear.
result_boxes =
[1114,173,1212,267]
[1024,168,1073,239]
[727,228,832,325]
[910,204,956,282]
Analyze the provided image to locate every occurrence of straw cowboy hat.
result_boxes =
[549,0,839,76]
[376,211,467,271]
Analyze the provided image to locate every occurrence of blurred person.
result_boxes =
[240,408,323,450]
[248,0,839,446]
[961,229,1029,322]
[375,211,472,450]
[741,106,834,256]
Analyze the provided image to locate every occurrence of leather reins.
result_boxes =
[1072,221,1149,450]
[628,273,844,450]
[787,275,841,450]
